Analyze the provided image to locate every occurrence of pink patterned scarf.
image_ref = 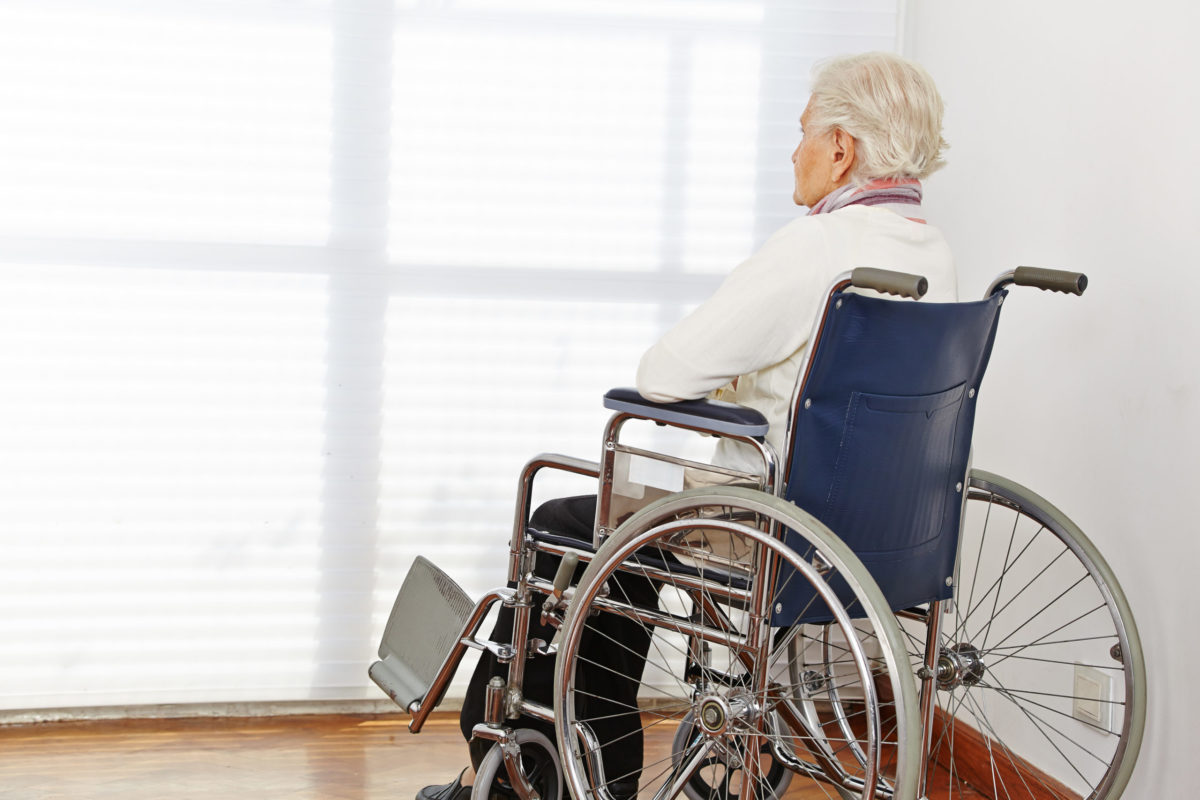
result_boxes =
[806,178,926,224]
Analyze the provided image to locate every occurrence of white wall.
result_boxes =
[904,1,1200,795]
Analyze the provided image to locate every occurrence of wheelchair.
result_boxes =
[370,267,1145,800]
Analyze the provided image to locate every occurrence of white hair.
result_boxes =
[807,52,948,182]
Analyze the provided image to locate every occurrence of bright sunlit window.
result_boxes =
[0,0,899,711]
[0,4,333,245]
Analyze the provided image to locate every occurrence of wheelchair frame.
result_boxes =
[372,267,1144,800]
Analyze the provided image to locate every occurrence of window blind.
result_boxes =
[0,0,899,712]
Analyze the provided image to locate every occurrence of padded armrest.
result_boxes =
[603,387,769,439]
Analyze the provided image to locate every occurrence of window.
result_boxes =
[0,0,898,711]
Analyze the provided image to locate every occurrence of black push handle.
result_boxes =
[850,267,928,299]
[1012,266,1088,296]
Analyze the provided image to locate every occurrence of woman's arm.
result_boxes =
[636,218,831,402]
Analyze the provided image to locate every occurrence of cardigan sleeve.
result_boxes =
[636,218,833,402]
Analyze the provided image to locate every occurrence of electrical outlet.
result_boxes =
[1072,663,1113,732]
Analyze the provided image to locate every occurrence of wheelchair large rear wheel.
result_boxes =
[901,471,1145,800]
[552,487,920,800]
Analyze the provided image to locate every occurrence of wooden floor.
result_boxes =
[0,712,450,800]
[0,712,981,800]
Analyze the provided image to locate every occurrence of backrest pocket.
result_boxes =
[822,382,965,554]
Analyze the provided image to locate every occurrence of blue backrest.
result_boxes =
[774,289,1005,624]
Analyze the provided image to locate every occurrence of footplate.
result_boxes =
[369,555,475,710]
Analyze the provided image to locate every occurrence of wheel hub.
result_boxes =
[696,695,731,735]
[800,669,827,696]
[694,691,759,737]
[936,643,986,691]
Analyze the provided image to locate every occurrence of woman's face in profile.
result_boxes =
[791,99,839,208]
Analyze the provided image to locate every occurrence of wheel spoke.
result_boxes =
[957,684,1075,800]
[983,601,1108,671]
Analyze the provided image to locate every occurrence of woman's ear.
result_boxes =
[829,128,857,184]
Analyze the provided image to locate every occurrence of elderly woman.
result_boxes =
[638,51,955,473]
[420,51,951,800]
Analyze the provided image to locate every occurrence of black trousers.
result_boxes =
[459,495,658,788]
